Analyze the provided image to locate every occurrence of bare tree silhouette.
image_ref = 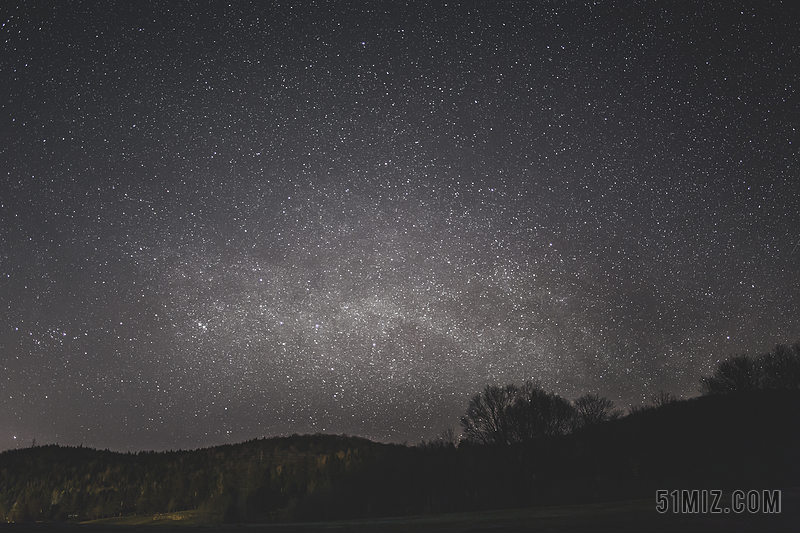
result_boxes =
[573,393,622,427]
[461,382,575,444]
[460,384,519,445]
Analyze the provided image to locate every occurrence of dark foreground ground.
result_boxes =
[2,490,799,532]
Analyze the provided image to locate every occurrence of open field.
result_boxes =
[2,490,798,533]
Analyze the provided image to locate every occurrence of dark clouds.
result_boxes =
[1,1,799,451]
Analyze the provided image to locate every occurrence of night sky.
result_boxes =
[2,1,799,452]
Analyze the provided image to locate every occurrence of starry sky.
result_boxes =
[2,0,799,452]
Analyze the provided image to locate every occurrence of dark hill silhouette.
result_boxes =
[542,390,800,504]
[2,391,799,524]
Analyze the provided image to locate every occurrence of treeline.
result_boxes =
[2,344,799,524]
[701,343,800,394]
[0,434,387,523]
[459,343,800,447]
[459,381,621,446]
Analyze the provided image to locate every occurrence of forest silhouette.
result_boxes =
[2,344,799,524]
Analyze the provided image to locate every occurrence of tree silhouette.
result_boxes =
[510,382,575,439]
[700,354,762,395]
[573,393,621,427]
[651,390,678,407]
[460,382,575,444]
[460,384,519,445]
[700,344,800,395]
[761,344,800,390]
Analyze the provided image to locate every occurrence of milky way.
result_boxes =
[2,1,799,451]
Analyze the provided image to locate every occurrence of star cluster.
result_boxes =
[2,1,798,451]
